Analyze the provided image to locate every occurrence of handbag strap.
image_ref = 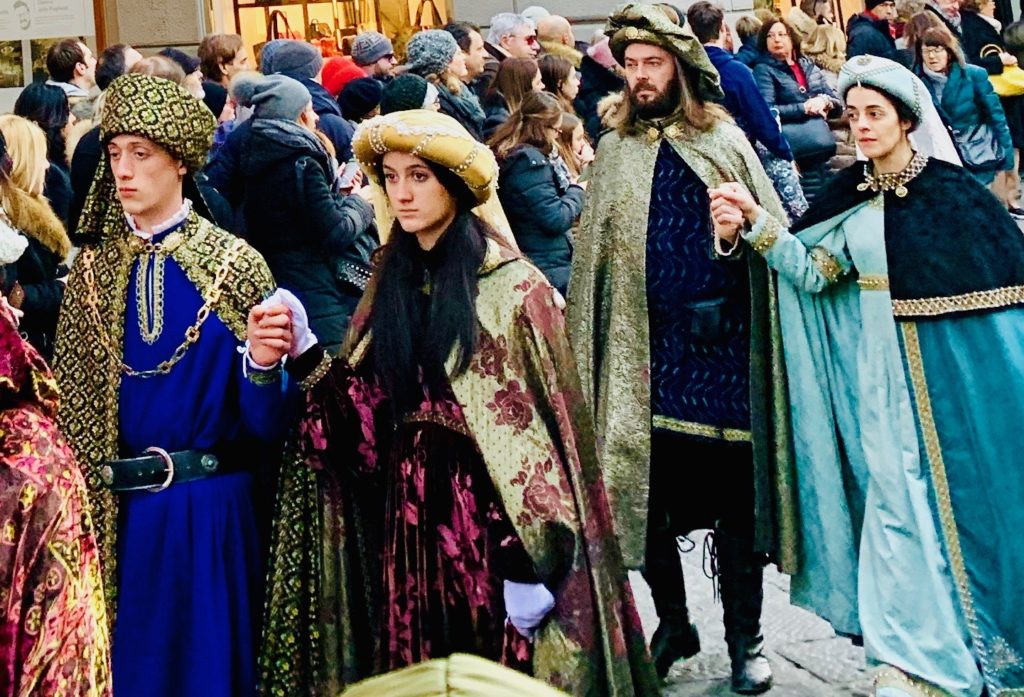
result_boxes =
[266,9,294,40]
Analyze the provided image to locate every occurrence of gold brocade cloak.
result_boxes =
[566,117,800,571]
[260,238,659,697]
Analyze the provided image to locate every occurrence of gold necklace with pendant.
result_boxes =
[132,231,185,345]
[857,152,927,198]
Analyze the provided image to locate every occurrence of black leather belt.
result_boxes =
[100,448,224,492]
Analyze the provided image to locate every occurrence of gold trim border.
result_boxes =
[652,415,752,443]
[874,666,954,697]
[892,285,1024,317]
[901,324,1024,695]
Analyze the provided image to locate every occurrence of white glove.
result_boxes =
[503,580,555,639]
[261,288,317,359]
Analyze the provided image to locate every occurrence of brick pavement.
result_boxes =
[630,532,875,696]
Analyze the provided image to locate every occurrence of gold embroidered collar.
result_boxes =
[857,152,927,198]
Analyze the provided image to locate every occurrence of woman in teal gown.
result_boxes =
[711,56,1024,697]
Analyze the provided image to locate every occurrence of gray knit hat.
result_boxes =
[351,31,394,67]
[232,73,311,121]
[405,30,459,78]
[267,40,324,81]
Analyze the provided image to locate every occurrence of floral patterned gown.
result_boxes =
[333,361,536,672]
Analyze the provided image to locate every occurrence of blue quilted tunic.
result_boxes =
[646,140,751,433]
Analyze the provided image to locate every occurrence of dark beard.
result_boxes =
[629,78,681,120]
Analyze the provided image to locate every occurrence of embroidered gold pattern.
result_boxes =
[750,216,781,255]
[809,246,844,284]
[892,285,1024,317]
[401,410,472,438]
[901,324,1021,688]
[653,415,752,442]
[857,274,889,290]
[299,351,333,391]
[874,665,953,697]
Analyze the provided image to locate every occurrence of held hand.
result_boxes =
[1002,52,1019,66]
[710,182,759,223]
[578,140,595,165]
[246,304,292,367]
[711,203,743,244]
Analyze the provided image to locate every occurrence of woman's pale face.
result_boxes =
[981,0,996,16]
[382,151,457,239]
[922,45,951,72]
[845,85,911,160]
[531,70,545,92]
[561,70,581,101]
[766,23,794,62]
[449,50,469,80]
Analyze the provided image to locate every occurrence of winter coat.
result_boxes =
[240,119,376,352]
[919,61,1015,174]
[297,77,356,162]
[575,54,625,142]
[735,38,762,68]
[846,13,903,64]
[754,55,840,126]
[497,145,585,294]
[436,82,487,142]
[0,189,70,360]
[705,45,793,160]
[68,125,100,234]
[482,93,512,140]
[959,10,1006,75]
[43,162,72,229]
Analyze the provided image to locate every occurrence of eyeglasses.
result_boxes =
[922,46,948,55]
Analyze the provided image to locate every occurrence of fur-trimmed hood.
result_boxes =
[539,40,583,68]
[2,187,71,259]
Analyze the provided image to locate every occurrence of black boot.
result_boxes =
[717,529,773,695]
[643,534,700,679]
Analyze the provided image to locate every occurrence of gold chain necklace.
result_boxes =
[132,231,185,344]
[857,152,927,198]
[81,235,245,378]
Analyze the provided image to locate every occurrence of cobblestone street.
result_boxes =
[630,532,874,696]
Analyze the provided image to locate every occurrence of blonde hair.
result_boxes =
[0,115,49,198]
[802,24,847,74]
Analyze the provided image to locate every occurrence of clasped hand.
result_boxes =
[246,303,293,367]
[709,183,759,244]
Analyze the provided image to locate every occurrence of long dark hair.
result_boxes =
[485,58,539,114]
[369,158,486,411]
[13,82,69,167]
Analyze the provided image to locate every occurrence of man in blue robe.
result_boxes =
[54,73,290,697]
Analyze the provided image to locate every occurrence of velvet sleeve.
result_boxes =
[742,210,854,293]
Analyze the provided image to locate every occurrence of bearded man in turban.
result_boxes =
[566,4,800,693]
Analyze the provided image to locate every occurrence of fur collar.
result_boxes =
[3,187,71,259]
[540,41,583,67]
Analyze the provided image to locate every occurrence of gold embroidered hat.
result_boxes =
[352,109,498,204]
[837,55,927,119]
[78,73,216,240]
[606,2,724,102]
[100,73,216,172]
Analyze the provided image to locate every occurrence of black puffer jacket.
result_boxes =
[240,119,376,352]
[1,189,70,360]
[497,145,585,294]
[753,55,840,126]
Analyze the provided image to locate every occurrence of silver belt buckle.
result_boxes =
[144,446,175,493]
